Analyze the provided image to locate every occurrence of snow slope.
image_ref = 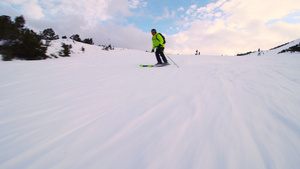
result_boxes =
[1,40,300,169]
[247,38,300,56]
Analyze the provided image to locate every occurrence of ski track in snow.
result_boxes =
[1,40,300,169]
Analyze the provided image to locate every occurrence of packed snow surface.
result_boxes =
[1,40,300,169]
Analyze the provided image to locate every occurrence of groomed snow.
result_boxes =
[1,40,300,169]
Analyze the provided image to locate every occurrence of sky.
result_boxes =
[1,0,300,55]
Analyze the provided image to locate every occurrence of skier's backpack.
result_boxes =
[157,33,166,44]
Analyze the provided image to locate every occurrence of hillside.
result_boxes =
[1,39,300,169]
[237,38,300,56]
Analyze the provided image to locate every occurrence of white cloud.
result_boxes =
[186,4,197,15]
[3,0,137,26]
[194,0,226,20]
[6,0,27,4]
[129,0,147,9]
[155,7,176,22]
[105,23,151,50]
[1,0,300,56]
[4,0,45,19]
[58,0,132,23]
[177,7,184,11]
[214,12,222,17]
[167,0,300,55]
[1,0,151,51]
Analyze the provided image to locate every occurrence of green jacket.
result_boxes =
[152,33,165,50]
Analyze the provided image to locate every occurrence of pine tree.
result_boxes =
[59,43,72,57]
[13,29,48,60]
[41,28,59,41]
[83,38,94,45]
[70,34,81,42]
[0,15,48,61]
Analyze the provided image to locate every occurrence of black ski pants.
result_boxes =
[155,47,168,64]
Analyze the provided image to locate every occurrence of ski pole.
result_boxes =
[164,52,179,68]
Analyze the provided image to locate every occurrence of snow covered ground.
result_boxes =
[1,39,300,169]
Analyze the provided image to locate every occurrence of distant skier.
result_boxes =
[151,29,168,65]
[258,48,261,56]
[195,50,198,55]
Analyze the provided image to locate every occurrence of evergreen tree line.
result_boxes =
[0,15,95,61]
[278,44,300,54]
[0,15,47,61]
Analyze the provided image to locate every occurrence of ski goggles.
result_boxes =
[151,31,156,34]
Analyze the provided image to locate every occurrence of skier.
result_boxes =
[151,29,168,65]
[195,50,198,55]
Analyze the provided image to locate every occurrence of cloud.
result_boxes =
[129,0,147,9]
[186,4,197,15]
[3,0,135,25]
[3,0,44,19]
[1,0,299,56]
[104,23,152,50]
[54,0,133,25]
[0,0,152,48]
[155,7,176,22]
[177,7,184,12]
[167,0,300,55]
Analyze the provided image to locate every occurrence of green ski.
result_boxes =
[140,63,170,67]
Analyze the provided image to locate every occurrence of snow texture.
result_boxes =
[1,39,300,169]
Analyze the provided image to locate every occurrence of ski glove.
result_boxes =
[151,49,154,53]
